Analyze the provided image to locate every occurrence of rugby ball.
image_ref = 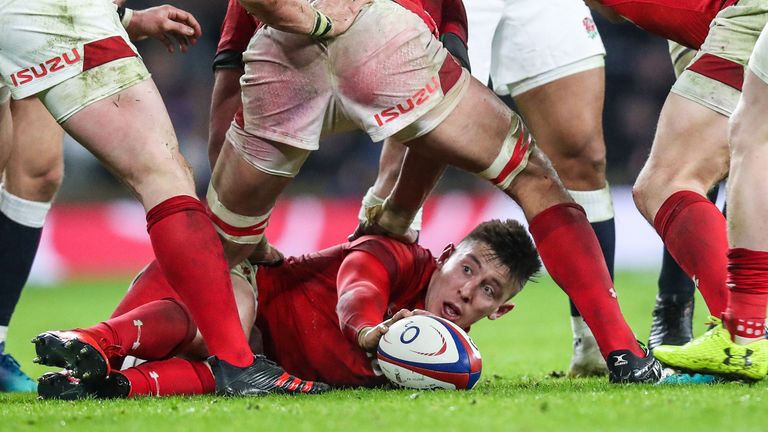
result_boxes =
[376,315,482,390]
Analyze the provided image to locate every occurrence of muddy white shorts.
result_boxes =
[234,0,469,152]
[0,0,150,122]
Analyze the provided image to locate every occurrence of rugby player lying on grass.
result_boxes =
[32,220,540,399]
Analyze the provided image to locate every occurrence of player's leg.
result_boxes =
[724,68,768,346]
[357,139,425,233]
[0,89,11,173]
[512,68,611,377]
[653,34,768,380]
[58,78,256,370]
[394,77,662,382]
[631,1,768,320]
[208,135,301,266]
[633,93,730,318]
[34,263,257,375]
[0,0,261,386]
[0,97,62,392]
[649,42,701,350]
[37,357,215,400]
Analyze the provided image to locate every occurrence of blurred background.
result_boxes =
[35,0,699,282]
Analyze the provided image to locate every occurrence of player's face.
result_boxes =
[424,241,519,329]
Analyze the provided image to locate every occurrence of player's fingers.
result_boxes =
[155,33,175,53]
[411,309,431,316]
[168,7,202,38]
[163,20,196,39]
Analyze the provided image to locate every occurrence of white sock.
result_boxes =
[0,326,8,345]
[359,187,423,232]
[570,316,593,339]
[568,184,614,223]
[0,186,52,228]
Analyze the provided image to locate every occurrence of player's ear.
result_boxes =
[488,303,515,320]
[437,243,456,266]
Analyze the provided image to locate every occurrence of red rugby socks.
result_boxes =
[529,203,644,358]
[146,195,252,367]
[723,248,768,344]
[653,191,728,316]
[122,358,215,397]
[83,298,196,361]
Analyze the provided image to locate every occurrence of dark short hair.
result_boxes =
[461,219,541,292]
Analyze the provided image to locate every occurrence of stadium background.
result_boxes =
[37,1,704,283]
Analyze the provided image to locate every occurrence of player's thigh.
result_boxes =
[62,79,195,210]
[5,97,64,201]
[407,78,570,219]
[727,69,768,249]
[211,135,300,217]
[513,67,607,189]
[406,77,512,172]
[634,93,729,220]
[0,89,11,173]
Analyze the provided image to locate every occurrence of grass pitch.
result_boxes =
[2,272,766,432]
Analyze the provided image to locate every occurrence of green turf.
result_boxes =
[1,272,765,432]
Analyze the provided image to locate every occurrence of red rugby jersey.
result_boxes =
[254,236,437,387]
[598,0,739,49]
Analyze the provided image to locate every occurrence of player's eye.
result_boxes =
[482,285,494,298]
[462,265,472,275]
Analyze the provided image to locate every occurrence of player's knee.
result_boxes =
[29,166,64,201]
[6,159,64,202]
[552,135,607,185]
[728,110,765,159]
[631,165,663,216]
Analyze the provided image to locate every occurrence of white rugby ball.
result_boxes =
[376,315,482,390]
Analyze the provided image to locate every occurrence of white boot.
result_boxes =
[568,316,609,377]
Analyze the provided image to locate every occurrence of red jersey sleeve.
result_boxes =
[336,236,436,344]
[336,250,392,344]
[216,0,260,56]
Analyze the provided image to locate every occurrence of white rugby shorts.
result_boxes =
[490,0,606,96]
[234,0,469,152]
[0,0,150,122]
[750,21,768,85]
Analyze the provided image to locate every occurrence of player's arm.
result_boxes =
[209,70,243,168]
[336,250,393,348]
[352,148,445,243]
[238,0,369,37]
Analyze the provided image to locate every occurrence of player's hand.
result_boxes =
[248,239,285,267]
[348,203,419,244]
[312,0,372,37]
[358,309,431,352]
[126,5,202,53]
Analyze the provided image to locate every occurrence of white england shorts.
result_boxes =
[490,0,606,97]
[0,0,150,122]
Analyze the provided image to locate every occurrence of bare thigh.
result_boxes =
[406,77,571,221]
[0,100,12,173]
[633,92,729,223]
[513,68,607,190]
[727,69,768,249]
[61,79,195,210]
[210,137,294,265]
